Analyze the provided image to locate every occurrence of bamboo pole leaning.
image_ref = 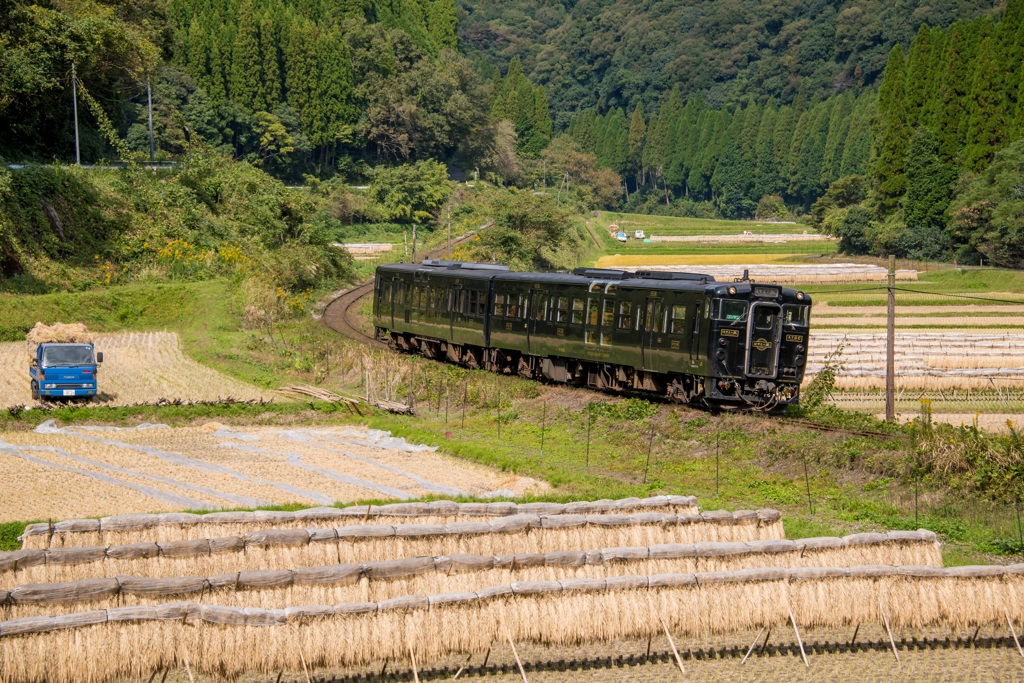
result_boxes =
[1,511,781,588]
[20,496,701,549]
[0,531,940,620]
[0,565,1020,683]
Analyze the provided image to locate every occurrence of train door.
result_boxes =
[746,302,783,379]
[389,277,400,328]
[450,282,461,340]
[526,289,546,354]
[688,300,702,365]
[641,297,663,371]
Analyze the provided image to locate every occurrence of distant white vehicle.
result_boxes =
[616,232,628,242]
[634,229,645,239]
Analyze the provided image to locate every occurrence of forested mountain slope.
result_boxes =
[457,0,995,122]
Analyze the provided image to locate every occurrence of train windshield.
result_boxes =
[782,304,810,327]
[714,299,748,323]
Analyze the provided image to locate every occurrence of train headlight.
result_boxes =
[796,344,805,353]
[728,286,737,295]
[716,349,727,360]
[718,338,728,347]
[796,291,806,300]
[795,355,805,366]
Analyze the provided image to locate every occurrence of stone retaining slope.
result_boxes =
[20,496,700,549]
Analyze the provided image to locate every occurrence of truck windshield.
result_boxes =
[41,346,94,367]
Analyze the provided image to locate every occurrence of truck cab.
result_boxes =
[30,343,103,400]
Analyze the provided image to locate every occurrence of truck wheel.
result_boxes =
[30,381,39,401]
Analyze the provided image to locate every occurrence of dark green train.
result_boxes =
[372,260,812,409]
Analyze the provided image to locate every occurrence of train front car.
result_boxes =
[706,281,811,409]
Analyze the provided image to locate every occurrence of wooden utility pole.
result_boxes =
[886,254,896,422]
[71,61,81,166]
[412,224,417,263]
[446,205,451,260]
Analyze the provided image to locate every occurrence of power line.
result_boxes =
[893,287,1024,305]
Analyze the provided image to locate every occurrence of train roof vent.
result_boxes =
[420,259,509,271]
[633,270,716,282]
[571,268,634,280]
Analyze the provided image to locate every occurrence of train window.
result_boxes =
[507,295,518,319]
[494,293,506,317]
[605,284,618,294]
[555,297,570,323]
[532,295,547,321]
[670,305,686,334]
[587,299,600,326]
[617,301,632,329]
[782,304,809,327]
[589,283,603,293]
[602,300,615,328]
[716,300,749,322]
[468,290,479,316]
[571,298,585,324]
[754,307,776,330]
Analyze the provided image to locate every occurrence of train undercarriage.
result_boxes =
[378,328,797,411]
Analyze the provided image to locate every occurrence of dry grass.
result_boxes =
[0,538,941,620]
[0,332,269,407]
[0,516,784,588]
[595,255,793,267]
[0,450,179,522]
[813,316,1024,328]
[598,263,918,283]
[807,332,1024,390]
[885,413,1020,433]
[22,498,699,550]
[0,571,1020,683]
[0,425,548,523]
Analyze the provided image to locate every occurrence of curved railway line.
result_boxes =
[322,228,488,347]
[320,229,900,441]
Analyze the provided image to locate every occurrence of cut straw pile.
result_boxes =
[24,323,91,363]
[19,496,700,549]
[4,494,1012,683]
[0,531,939,620]
[1,510,783,587]
[0,564,1020,683]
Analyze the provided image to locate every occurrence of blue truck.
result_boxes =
[29,342,104,401]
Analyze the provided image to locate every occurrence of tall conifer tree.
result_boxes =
[231,0,265,111]
[627,104,646,187]
[873,45,909,212]
[963,37,1007,171]
[753,102,777,200]
[260,11,281,110]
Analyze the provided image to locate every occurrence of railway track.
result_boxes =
[321,227,488,347]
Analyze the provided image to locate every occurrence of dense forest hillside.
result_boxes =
[457,0,995,121]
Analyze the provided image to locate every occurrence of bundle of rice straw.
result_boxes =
[25,323,92,361]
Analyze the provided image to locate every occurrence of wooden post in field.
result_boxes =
[886,254,896,422]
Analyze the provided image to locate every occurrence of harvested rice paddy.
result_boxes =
[0,423,546,521]
[807,332,1024,391]
[0,332,270,407]
[595,254,796,267]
